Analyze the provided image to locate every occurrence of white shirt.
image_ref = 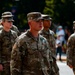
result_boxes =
[56,29,65,42]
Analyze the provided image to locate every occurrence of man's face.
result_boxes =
[29,19,43,31]
[2,19,13,29]
[43,20,51,28]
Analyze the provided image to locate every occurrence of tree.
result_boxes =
[0,0,46,31]
[43,0,75,32]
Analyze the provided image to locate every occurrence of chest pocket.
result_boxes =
[25,38,46,54]
[2,34,15,47]
[1,32,16,55]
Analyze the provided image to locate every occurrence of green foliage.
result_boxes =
[0,0,45,31]
[43,0,54,16]
[43,0,75,31]
[1,0,75,31]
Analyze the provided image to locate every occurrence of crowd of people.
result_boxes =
[0,11,75,75]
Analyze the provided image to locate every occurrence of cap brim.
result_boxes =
[44,18,52,20]
[35,17,44,21]
[2,15,13,18]
[7,19,14,22]
[41,14,52,20]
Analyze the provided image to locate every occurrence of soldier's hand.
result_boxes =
[0,64,3,71]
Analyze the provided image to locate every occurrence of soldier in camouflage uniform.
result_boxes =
[10,12,53,75]
[40,14,59,75]
[67,21,75,75]
[0,11,17,75]
[0,20,20,35]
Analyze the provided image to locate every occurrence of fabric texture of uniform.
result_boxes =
[0,29,17,75]
[10,30,53,75]
[40,29,59,75]
[67,33,75,74]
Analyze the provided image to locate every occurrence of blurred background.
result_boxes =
[0,0,75,32]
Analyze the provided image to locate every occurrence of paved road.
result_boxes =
[57,61,74,75]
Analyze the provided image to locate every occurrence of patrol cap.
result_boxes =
[1,11,14,21]
[2,17,14,22]
[1,11,13,18]
[42,14,52,20]
[27,12,43,21]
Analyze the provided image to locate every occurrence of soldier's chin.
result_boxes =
[36,29,41,31]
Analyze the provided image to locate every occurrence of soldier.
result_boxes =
[0,11,17,75]
[10,12,53,75]
[67,21,75,75]
[40,14,59,75]
[0,14,20,36]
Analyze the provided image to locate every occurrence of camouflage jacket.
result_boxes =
[11,25,20,35]
[67,33,75,68]
[10,30,53,75]
[0,29,17,64]
[40,29,56,59]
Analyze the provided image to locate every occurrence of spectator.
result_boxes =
[56,35,62,61]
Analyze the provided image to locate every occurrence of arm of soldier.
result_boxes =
[40,39,51,75]
[15,26,20,35]
[44,40,53,63]
[51,38,57,61]
[13,31,18,41]
[12,25,20,36]
[10,42,22,75]
[45,40,53,71]
[50,30,57,60]
[67,36,74,68]
[0,34,3,71]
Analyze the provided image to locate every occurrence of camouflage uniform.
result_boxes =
[40,14,59,75]
[67,32,75,75]
[11,25,20,35]
[0,24,20,35]
[0,11,18,75]
[10,30,53,75]
[40,29,59,75]
[0,29,17,75]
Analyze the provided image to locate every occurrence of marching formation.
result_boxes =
[0,11,75,75]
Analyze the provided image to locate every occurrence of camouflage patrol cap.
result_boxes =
[27,12,43,21]
[1,11,14,21]
[2,11,13,18]
[42,14,52,20]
